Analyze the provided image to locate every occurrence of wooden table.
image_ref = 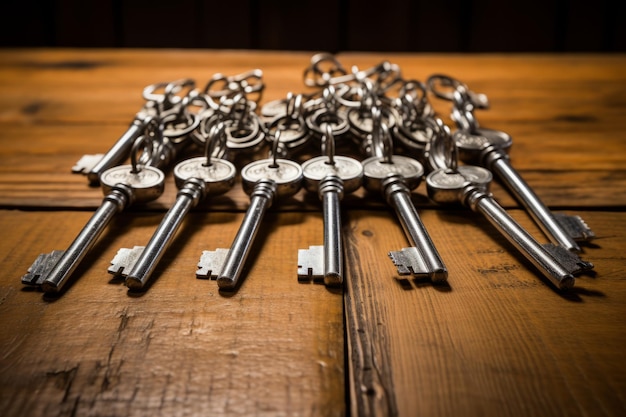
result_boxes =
[0,50,624,417]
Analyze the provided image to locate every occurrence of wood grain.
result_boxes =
[0,209,344,416]
[345,209,626,417]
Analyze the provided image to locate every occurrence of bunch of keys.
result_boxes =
[424,124,593,290]
[427,74,595,253]
[22,135,167,292]
[108,122,237,289]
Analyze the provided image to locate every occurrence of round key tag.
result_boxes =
[174,157,237,195]
[100,165,165,203]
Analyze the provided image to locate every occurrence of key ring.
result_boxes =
[143,78,196,114]
[130,134,152,174]
[204,121,227,167]
[322,123,336,166]
[303,53,348,88]
[203,69,265,105]
[426,118,458,172]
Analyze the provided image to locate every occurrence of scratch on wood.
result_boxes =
[45,365,79,403]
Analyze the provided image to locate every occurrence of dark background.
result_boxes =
[1,0,624,52]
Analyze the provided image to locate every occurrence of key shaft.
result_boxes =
[487,150,581,252]
[320,176,344,285]
[217,179,276,290]
[125,180,204,289]
[41,187,130,292]
[383,175,447,282]
[464,185,575,290]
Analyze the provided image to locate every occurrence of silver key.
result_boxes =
[73,112,150,183]
[197,157,303,290]
[454,127,591,252]
[298,155,363,286]
[112,156,236,289]
[22,163,165,292]
[426,165,593,290]
[361,154,448,282]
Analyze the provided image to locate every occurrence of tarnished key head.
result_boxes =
[453,128,512,166]
[100,164,165,204]
[361,155,424,194]
[241,158,303,199]
[426,165,492,204]
[173,156,237,196]
[301,155,363,196]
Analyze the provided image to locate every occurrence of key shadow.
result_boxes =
[395,276,454,292]
[432,209,606,301]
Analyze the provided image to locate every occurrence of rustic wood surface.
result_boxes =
[0,50,625,417]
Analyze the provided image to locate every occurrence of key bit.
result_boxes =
[108,246,145,277]
[21,250,65,286]
[542,243,594,275]
[297,245,325,282]
[72,154,104,175]
[388,247,430,277]
[553,213,596,242]
[197,248,230,279]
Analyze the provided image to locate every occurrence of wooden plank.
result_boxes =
[345,209,626,417]
[0,209,344,417]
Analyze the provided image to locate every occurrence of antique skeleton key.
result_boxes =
[426,165,593,290]
[22,140,165,293]
[428,75,594,252]
[297,124,363,286]
[360,119,447,282]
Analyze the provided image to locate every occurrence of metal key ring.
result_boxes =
[322,123,336,166]
[426,74,467,101]
[204,121,227,166]
[426,118,458,172]
[143,78,196,112]
[203,69,264,100]
[130,134,151,174]
[161,111,200,144]
[303,53,348,88]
